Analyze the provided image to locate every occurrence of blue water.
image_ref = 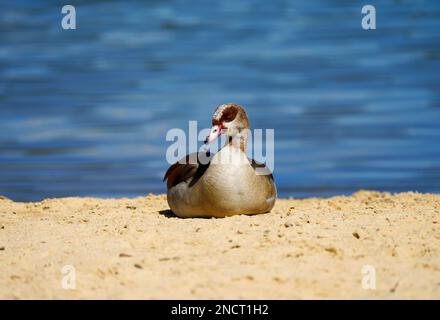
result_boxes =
[1,0,439,201]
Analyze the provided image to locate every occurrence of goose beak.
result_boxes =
[204,124,222,144]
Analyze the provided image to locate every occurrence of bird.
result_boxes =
[163,103,276,218]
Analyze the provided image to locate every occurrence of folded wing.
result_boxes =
[163,152,212,188]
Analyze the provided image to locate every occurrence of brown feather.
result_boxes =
[163,152,212,189]
[250,158,274,181]
[212,103,240,126]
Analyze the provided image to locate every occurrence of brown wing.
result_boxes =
[163,152,212,189]
[250,158,274,180]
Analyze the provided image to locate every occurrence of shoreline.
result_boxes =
[1,191,439,299]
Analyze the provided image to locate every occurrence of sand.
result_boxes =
[0,191,439,299]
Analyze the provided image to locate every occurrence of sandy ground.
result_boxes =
[0,191,439,299]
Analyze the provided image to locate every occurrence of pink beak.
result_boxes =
[204,124,222,144]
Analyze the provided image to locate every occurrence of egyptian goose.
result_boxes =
[164,103,276,218]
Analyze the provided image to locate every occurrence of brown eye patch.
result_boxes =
[220,105,239,123]
[212,103,241,126]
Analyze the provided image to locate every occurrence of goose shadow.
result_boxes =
[158,209,218,219]
[158,209,180,219]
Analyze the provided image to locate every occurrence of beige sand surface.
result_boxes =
[0,191,439,299]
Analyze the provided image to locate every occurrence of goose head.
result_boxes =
[204,103,250,144]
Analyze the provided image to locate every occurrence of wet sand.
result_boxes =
[0,191,439,299]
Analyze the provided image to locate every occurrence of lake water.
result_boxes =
[1,0,439,201]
